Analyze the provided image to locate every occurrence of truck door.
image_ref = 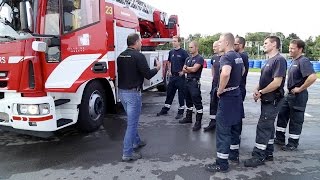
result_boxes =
[43,0,107,91]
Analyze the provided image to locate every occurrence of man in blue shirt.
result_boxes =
[275,39,317,151]
[244,36,287,167]
[234,36,249,101]
[205,33,244,173]
[157,36,189,119]
[203,41,222,132]
[179,41,204,131]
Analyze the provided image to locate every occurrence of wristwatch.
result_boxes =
[258,90,263,95]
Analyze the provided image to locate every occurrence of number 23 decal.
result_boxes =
[105,6,113,15]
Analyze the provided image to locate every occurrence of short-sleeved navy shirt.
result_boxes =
[287,56,315,90]
[211,54,221,86]
[185,54,204,79]
[220,50,243,88]
[239,52,249,89]
[168,48,189,73]
[259,53,287,90]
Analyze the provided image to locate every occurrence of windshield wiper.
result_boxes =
[0,35,16,40]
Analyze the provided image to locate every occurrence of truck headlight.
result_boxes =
[17,104,50,115]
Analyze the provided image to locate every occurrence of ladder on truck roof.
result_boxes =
[107,0,156,22]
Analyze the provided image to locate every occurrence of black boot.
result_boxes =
[203,119,216,132]
[179,110,192,124]
[175,109,184,119]
[157,107,169,116]
[192,113,202,131]
[244,157,265,167]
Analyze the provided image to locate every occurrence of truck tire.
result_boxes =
[78,81,106,132]
[157,68,169,92]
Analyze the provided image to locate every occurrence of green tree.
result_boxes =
[305,36,315,59]
[312,36,320,60]
[198,34,220,58]
[245,32,270,58]
[282,33,301,53]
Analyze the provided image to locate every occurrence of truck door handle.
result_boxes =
[92,62,107,73]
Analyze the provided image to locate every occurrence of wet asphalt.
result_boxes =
[0,69,320,180]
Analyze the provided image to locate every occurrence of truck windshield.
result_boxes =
[0,0,35,42]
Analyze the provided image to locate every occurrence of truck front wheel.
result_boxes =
[78,81,106,132]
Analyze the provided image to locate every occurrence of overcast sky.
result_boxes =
[143,0,319,40]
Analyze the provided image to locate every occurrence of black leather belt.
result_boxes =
[172,72,180,76]
[186,77,199,81]
[128,87,141,91]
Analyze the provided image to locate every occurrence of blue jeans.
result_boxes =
[119,89,142,157]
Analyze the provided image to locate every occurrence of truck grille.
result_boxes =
[0,81,7,88]
[0,92,3,99]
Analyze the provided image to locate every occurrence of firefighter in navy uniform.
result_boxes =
[234,36,249,101]
[244,36,287,167]
[157,36,189,119]
[275,39,317,151]
[179,41,204,131]
[203,41,222,132]
[205,33,244,173]
[226,36,249,154]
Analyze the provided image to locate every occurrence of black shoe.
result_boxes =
[122,152,142,162]
[175,113,183,119]
[228,156,240,164]
[244,157,265,167]
[157,109,168,116]
[264,155,273,161]
[281,144,297,151]
[133,140,146,150]
[203,119,216,132]
[192,121,201,131]
[274,138,285,146]
[205,163,228,173]
[179,118,192,124]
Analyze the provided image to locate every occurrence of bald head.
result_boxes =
[213,41,219,54]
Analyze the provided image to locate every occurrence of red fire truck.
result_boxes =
[0,0,179,136]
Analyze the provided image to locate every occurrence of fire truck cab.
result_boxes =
[0,0,179,136]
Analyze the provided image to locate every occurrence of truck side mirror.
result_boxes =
[32,41,47,52]
[19,1,34,32]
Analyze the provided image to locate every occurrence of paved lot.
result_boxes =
[1,69,320,180]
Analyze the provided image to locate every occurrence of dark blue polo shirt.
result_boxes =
[287,56,315,90]
[185,54,204,79]
[211,54,221,86]
[168,48,189,74]
[239,52,249,89]
[259,53,287,90]
[220,50,243,88]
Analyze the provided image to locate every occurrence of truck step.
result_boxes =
[57,118,73,127]
[54,99,70,106]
